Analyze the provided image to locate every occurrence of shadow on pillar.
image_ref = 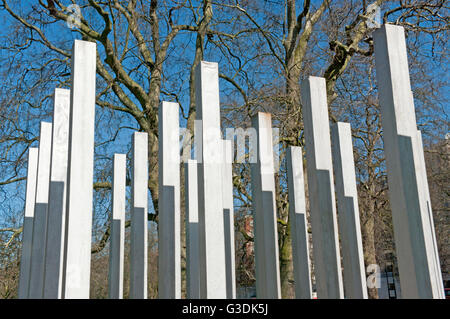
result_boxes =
[254,190,279,298]
[159,185,177,298]
[18,216,34,299]
[187,221,200,299]
[340,195,367,299]
[313,169,342,299]
[29,202,49,298]
[396,135,434,297]
[130,206,147,299]
[109,218,123,299]
[43,180,65,298]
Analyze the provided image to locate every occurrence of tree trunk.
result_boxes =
[278,71,301,298]
[361,196,379,299]
[279,218,294,298]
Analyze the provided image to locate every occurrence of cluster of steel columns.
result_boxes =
[17,24,444,299]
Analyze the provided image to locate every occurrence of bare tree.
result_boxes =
[0,0,447,298]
